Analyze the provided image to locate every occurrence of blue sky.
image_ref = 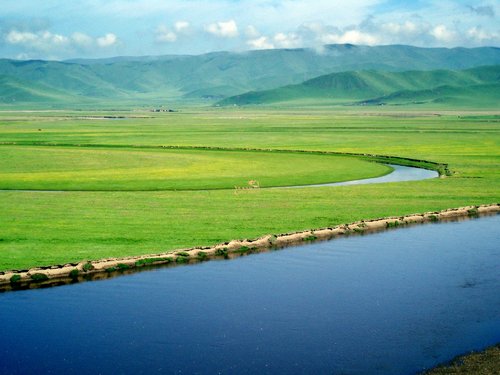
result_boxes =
[0,0,499,60]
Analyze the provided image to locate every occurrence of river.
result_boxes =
[1,214,498,374]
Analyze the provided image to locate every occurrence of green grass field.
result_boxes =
[0,145,390,190]
[0,108,499,271]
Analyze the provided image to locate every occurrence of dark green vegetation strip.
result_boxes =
[0,109,498,271]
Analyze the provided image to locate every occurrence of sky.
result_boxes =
[0,0,499,60]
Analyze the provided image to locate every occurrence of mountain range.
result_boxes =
[219,65,500,107]
[0,44,499,107]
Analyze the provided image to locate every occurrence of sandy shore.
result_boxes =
[0,203,498,292]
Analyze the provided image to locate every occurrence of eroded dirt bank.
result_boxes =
[0,203,498,292]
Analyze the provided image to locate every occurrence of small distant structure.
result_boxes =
[150,108,177,113]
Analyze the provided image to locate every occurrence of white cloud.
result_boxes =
[2,0,500,59]
[321,29,379,45]
[273,32,301,48]
[156,25,177,42]
[96,33,118,47]
[430,25,457,43]
[71,32,93,47]
[247,36,274,49]
[206,20,238,38]
[467,27,500,44]
[381,21,420,36]
[245,25,260,38]
[174,21,190,33]
[5,30,38,44]
[5,30,69,50]
[4,28,120,55]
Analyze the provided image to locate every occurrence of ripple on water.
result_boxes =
[0,215,498,375]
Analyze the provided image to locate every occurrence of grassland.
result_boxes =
[0,108,499,271]
[0,145,390,190]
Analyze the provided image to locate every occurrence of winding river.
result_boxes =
[1,214,498,374]
[280,163,438,188]
[0,163,439,192]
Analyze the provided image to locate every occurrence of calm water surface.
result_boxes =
[282,164,439,188]
[1,215,499,374]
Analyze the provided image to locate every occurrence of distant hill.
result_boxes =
[1,44,500,107]
[218,65,500,107]
[0,75,77,104]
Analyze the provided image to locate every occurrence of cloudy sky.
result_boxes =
[1,0,499,60]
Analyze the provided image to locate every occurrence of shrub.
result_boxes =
[82,262,94,272]
[69,269,79,279]
[117,263,130,270]
[215,248,228,257]
[237,246,250,253]
[175,256,189,263]
[197,251,208,261]
[386,221,400,228]
[467,208,479,216]
[9,274,21,283]
[135,257,172,267]
[30,273,49,282]
[303,235,318,241]
[215,248,230,259]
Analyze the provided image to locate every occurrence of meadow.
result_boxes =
[0,108,499,271]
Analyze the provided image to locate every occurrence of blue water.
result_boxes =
[281,164,438,189]
[1,215,498,374]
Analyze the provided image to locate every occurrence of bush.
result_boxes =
[69,269,79,279]
[386,221,400,228]
[82,262,94,272]
[215,248,228,257]
[30,273,49,282]
[429,215,439,222]
[135,257,172,267]
[303,235,318,241]
[467,208,479,216]
[10,274,21,283]
[175,256,189,264]
[197,251,208,261]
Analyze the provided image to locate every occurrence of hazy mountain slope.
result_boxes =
[0,75,78,104]
[1,44,500,106]
[359,83,500,107]
[218,65,500,106]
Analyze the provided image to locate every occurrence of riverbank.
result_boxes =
[2,111,498,272]
[423,344,499,374]
[1,203,497,292]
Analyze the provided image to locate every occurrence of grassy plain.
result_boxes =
[0,108,499,270]
[0,145,390,191]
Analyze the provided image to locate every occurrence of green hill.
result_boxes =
[0,75,78,104]
[359,83,500,107]
[1,44,500,107]
[218,65,500,107]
